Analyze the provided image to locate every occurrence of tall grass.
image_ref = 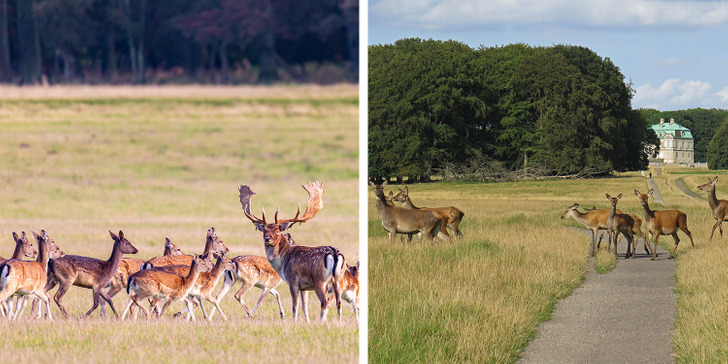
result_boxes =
[0,85,358,362]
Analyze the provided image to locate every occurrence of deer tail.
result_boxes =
[126,277,134,295]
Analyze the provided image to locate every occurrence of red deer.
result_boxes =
[0,230,64,320]
[212,254,285,319]
[239,181,346,322]
[121,253,209,320]
[561,204,650,256]
[144,227,229,268]
[392,186,465,238]
[370,181,450,243]
[44,230,138,318]
[605,194,636,258]
[634,189,695,260]
[696,177,728,243]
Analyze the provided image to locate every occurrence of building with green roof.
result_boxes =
[651,118,694,164]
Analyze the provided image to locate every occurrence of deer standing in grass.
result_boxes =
[561,204,651,256]
[370,181,450,243]
[100,236,185,317]
[634,189,695,260]
[44,230,138,318]
[121,253,210,320]
[0,231,63,320]
[605,194,636,258]
[239,181,346,322]
[212,254,285,319]
[391,186,465,239]
[696,177,728,243]
[1,232,38,316]
[144,228,229,268]
[326,261,359,322]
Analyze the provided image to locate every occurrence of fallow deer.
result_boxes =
[212,254,285,319]
[44,230,138,318]
[326,261,359,321]
[392,186,465,238]
[121,253,209,320]
[239,181,346,322]
[0,231,38,316]
[144,227,229,268]
[634,189,695,260]
[0,230,63,320]
[605,194,636,258]
[370,181,450,243]
[696,177,728,243]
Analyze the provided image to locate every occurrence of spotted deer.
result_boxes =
[0,231,64,320]
[44,230,138,318]
[392,186,465,238]
[0,231,39,316]
[634,189,695,259]
[212,254,285,319]
[696,177,728,243]
[239,181,346,322]
[144,228,229,268]
[370,181,450,243]
[121,253,209,320]
[326,261,359,321]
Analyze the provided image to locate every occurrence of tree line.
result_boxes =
[0,0,358,85]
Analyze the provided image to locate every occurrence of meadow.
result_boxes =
[369,169,728,362]
[0,85,359,363]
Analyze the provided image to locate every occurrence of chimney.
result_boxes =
[670,118,675,124]
[660,118,665,125]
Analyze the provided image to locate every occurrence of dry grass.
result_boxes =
[0,86,358,363]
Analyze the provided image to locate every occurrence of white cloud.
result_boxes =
[633,78,728,109]
[372,0,728,31]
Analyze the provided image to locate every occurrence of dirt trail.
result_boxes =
[519,230,676,363]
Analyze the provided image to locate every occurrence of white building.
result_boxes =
[651,118,694,164]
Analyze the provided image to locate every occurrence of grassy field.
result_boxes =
[0,85,359,363]
[369,169,728,362]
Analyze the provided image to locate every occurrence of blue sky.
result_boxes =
[368,0,728,111]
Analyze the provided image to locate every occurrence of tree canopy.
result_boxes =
[641,108,728,163]
[708,119,728,170]
[369,39,656,180]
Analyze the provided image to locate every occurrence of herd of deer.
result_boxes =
[0,181,359,323]
[561,177,728,260]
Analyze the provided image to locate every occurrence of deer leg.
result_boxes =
[99,290,119,318]
[233,281,255,316]
[289,285,299,322]
[185,298,196,322]
[84,291,102,318]
[668,233,680,258]
[101,281,123,318]
[270,288,285,319]
[592,229,599,256]
[121,297,134,320]
[300,290,310,323]
[35,292,52,321]
[52,281,72,318]
[314,283,329,322]
[205,293,227,322]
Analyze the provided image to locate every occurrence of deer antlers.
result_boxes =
[239,181,325,227]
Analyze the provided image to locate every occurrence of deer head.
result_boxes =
[560,203,580,219]
[109,230,139,255]
[697,176,718,192]
[39,229,65,259]
[206,227,230,255]
[634,189,653,206]
[239,181,324,247]
[606,193,623,207]
[348,261,360,278]
[12,231,38,259]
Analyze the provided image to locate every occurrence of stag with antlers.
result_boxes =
[238,181,346,322]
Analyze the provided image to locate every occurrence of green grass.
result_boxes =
[0,85,358,362]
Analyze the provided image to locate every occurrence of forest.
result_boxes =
[0,0,358,85]
[368,38,728,181]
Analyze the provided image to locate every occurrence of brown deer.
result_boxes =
[0,232,38,264]
[100,236,185,317]
[392,186,465,238]
[696,177,728,243]
[0,230,64,320]
[144,227,229,268]
[121,253,209,320]
[44,230,138,318]
[634,189,695,260]
[370,181,450,243]
[605,194,636,258]
[212,254,285,319]
[561,203,651,256]
[239,181,346,322]
[326,261,359,321]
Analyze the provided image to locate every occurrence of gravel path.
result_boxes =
[519,230,676,363]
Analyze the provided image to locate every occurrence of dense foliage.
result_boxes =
[640,108,728,163]
[369,39,656,180]
[708,119,728,170]
[0,0,358,84]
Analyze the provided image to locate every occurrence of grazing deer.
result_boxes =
[0,230,64,320]
[121,253,209,320]
[212,254,285,319]
[634,189,695,260]
[144,228,229,268]
[605,194,636,258]
[392,186,465,238]
[696,177,728,243]
[239,181,346,322]
[370,181,450,243]
[326,261,359,321]
[44,230,138,318]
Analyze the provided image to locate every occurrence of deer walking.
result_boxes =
[0,232,38,317]
[634,189,695,260]
[44,230,138,318]
[605,194,636,258]
[370,181,450,243]
[239,181,346,322]
[144,228,229,268]
[391,186,465,238]
[696,177,728,243]
[212,254,285,319]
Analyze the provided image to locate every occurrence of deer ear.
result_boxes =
[605,193,610,200]
[368,181,374,187]
[109,230,118,240]
[32,231,40,240]
[617,194,622,199]
[647,189,654,196]
[118,230,124,240]
[382,180,388,187]
[634,190,640,196]
[280,221,293,231]
[714,176,718,183]
[12,232,18,241]
[254,223,264,232]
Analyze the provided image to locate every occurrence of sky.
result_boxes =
[368,0,728,111]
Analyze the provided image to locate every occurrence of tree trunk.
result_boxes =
[258,0,279,81]
[219,39,229,84]
[16,0,42,85]
[0,0,12,82]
